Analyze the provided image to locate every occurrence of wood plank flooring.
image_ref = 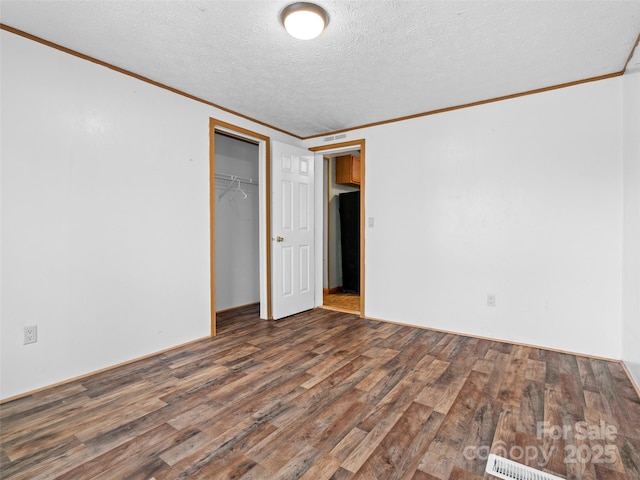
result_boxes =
[1,305,639,479]
[323,293,360,314]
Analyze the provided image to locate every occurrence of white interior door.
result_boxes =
[271,141,315,319]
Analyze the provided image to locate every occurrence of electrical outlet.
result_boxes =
[487,295,496,307]
[24,325,37,345]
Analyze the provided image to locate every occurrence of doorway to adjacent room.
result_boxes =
[323,152,361,314]
[310,139,365,316]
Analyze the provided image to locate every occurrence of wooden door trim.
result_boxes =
[209,118,272,336]
[324,157,331,295]
[309,139,366,318]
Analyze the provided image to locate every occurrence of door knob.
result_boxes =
[276,236,284,242]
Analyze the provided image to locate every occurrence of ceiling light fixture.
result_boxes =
[281,2,328,40]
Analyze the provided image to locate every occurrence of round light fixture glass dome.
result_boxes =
[281,2,328,40]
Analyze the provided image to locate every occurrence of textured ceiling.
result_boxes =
[1,1,639,138]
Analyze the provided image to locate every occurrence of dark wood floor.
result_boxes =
[2,305,639,479]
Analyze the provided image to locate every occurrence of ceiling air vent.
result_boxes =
[485,454,565,480]
[323,134,346,142]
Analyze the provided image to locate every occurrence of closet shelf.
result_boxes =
[214,172,258,186]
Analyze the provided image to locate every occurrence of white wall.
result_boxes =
[0,31,301,400]
[622,70,640,386]
[214,134,260,311]
[307,78,624,359]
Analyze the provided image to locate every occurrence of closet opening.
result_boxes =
[213,132,260,316]
[209,118,272,336]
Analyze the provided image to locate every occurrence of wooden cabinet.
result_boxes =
[335,154,360,186]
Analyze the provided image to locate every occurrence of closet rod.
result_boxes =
[214,172,259,186]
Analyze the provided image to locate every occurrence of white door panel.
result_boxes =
[272,141,315,319]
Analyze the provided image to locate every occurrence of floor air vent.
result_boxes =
[485,454,565,480]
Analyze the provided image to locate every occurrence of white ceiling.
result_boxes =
[1,1,639,138]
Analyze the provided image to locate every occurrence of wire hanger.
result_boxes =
[218,177,240,200]
[233,180,247,199]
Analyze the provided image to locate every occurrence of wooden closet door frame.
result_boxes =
[209,118,272,335]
